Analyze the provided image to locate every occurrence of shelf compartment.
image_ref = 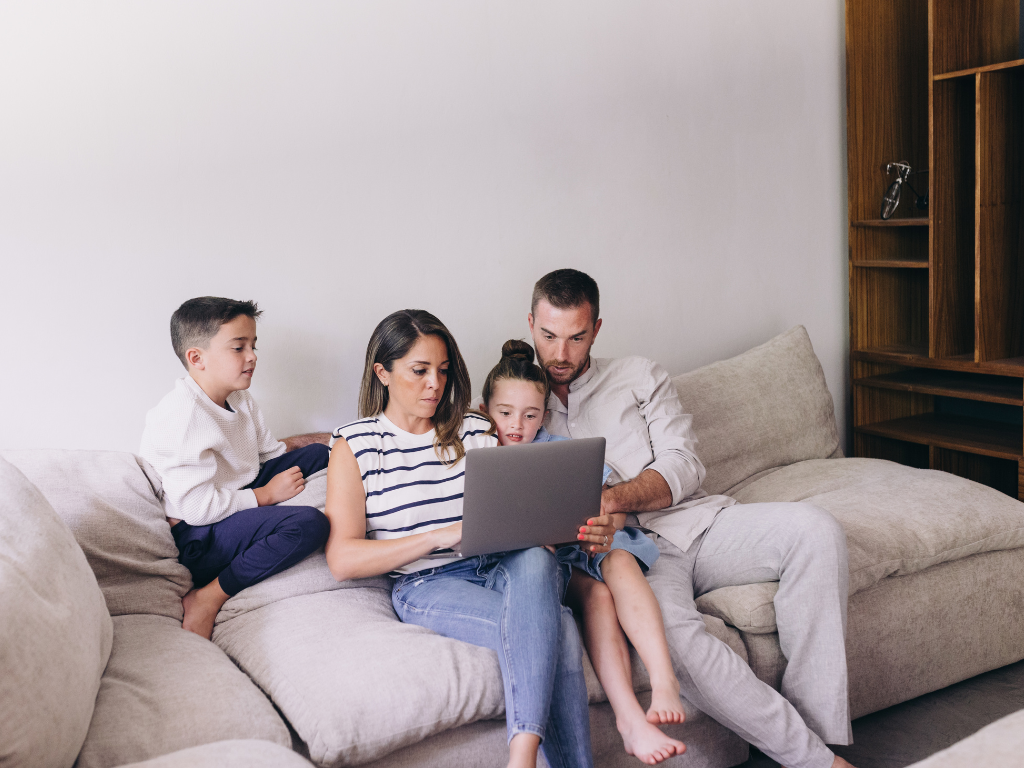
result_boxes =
[855,413,1022,460]
[850,268,928,351]
[930,447,1019,497]
[975,67,1024,362]
[932,0,1020,74]
[934,58,1024,81]
[846,0,928,224]
[853,260,928,269]
[855,369,1024,405]
[931,75,977,358]
[851,225,929,267]
[853,432,930,469]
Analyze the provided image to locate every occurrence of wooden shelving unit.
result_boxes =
[847,0,1024,499]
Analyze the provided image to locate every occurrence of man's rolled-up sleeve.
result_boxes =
[640,360,706,505]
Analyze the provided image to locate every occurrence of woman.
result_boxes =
[324,309,594,768]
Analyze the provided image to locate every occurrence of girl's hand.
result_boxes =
[577,513,625,554]
[432,522,463,550]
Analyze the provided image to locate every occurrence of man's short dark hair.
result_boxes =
[170,297,262,368]
[531,268,600,325]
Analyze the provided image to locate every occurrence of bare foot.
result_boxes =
[181,579,229,640]
[646,685,686,725]
[620,716,686,765]
[831,757,857,768]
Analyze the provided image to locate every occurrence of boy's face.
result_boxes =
[483,379,547,445]
[187,315,258,396]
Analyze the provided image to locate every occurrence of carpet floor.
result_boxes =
[735,659,1024,768]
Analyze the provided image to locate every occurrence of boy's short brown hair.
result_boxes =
[170,297,261,368]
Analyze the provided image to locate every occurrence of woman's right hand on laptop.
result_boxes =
[431,522,463,551]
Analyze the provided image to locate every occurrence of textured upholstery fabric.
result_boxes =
[733,547,1024,719]
[77,614,290,768]
[357,701,748,768]
[2,449,191,620]
[214,588,506,767]
[696,583,779,634]
[114,740,313,768]
[731,457,1024,595]
[902,708,1024,768]
[0,457,113,768]
[670,326,840,497]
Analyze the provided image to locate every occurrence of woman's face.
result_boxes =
[484,378,547,445]
[375,334,449,425]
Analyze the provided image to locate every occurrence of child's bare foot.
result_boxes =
[620,715,686,765]
[181,579,229,640]
[646,684,686,725]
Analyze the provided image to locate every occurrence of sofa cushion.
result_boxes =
[0,456,113,768]
[114,740,313,768]
[76,614,290,768]
[671,326,840,497]
[214,588,506,767]
[695,582,779,634]
[731,457,1024,595]
[2,450,191,620]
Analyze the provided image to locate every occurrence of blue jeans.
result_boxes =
[392,548,593,768]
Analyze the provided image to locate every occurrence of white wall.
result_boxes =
[0,1,848,452]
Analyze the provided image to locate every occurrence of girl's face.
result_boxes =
[484,378,547,445]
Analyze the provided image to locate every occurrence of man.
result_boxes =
[529,268,855,768]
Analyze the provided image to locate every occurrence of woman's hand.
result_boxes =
[431,521,463,551]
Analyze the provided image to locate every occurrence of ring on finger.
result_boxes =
[603,534,609,545]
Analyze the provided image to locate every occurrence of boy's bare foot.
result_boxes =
[620,716,686,766]
[181,579,229,640]
[646,685,686,725]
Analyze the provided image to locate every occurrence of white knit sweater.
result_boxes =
[140,376,286,526]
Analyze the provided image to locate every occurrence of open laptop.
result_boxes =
[429,436,606,559]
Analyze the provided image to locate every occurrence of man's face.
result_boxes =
[528,299,602,386]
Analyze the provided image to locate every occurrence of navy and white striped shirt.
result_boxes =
[330,412,497,574]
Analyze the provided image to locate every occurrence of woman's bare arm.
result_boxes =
[324,438,462,581]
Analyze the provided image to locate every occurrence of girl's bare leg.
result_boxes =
[567,573,684,765]
[600,550,686,725]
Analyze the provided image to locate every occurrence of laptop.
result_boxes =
[435,436,606,558]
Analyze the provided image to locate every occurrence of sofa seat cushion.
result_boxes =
[114,740,313,768]
[729,457,1024,596]
[670,326,841,497]
[0,456,113,768]
[77,614,290,768]
[2,449,191,620]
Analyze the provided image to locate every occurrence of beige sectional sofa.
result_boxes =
[3,325,1024,768]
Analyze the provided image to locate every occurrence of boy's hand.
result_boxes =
[254,467,305,506]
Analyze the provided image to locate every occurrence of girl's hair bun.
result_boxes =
[501,339,535,363]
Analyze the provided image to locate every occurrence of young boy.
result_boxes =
[141,297,330,640]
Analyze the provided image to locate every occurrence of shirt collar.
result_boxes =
[569,356,599,392]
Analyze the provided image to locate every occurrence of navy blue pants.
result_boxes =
[172,444,331,596]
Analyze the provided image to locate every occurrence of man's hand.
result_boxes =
[254,466,305,506]
[579,469,674,554]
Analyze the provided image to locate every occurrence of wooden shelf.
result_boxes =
[852,219,931,227]
[855,413,1022,461]
[853,346,1024,376]
[852,259,929,269]
[934,58,1024,81]
[855,369,1024,405]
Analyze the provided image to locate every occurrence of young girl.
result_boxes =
[480,340,687,767]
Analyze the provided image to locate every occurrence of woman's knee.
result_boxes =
[506,546,558,580]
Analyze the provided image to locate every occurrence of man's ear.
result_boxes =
[373,362,389,386]
[527,313,535,333]
[186,348,205,370]
[592,318,602,341]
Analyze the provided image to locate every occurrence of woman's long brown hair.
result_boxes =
[358,309,476,465]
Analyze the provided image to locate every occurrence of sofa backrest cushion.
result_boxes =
[0,456,113,768]
[671,325,840,497]
[2,450,191,621]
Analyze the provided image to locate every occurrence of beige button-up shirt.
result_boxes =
[545,355,736,553]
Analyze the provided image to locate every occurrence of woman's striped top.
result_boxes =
[330,411,497,574]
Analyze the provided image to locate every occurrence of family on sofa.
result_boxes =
[139,269,856,768]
